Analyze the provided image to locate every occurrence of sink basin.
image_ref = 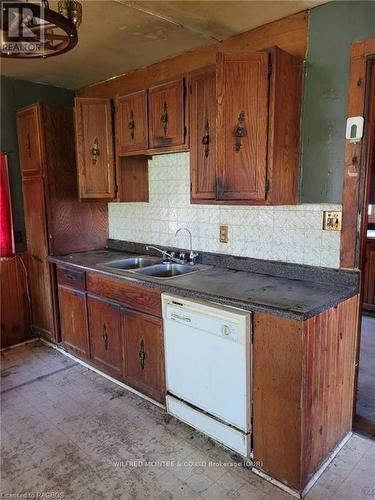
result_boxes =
[135,263,200,278]
[100,256,163,270]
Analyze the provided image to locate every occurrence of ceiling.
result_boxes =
[1,0,328,89]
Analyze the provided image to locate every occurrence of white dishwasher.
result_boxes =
[162,294,252,457]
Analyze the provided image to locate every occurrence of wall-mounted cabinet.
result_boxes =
[190,47,302,205]
[74,97,116,200]
[116,90,148,156]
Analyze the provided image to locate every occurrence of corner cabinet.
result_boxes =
[74,97,116,200]
[190,47,302,205]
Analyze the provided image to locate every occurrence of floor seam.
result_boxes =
[0,363,78,394]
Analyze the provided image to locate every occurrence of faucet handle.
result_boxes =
[179,252,186,263]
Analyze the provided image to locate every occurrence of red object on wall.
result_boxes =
[0,152,15,257]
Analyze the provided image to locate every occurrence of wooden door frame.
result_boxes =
[341,38,375,269]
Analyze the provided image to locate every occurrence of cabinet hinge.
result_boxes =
[265,179,270,194]
[268,63,272,76]
[184,126,187,138]
[114,184,118,194]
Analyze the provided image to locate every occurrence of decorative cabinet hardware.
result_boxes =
[161,101,168,135]
[202,120,210,158]
[102,324,109,351]
[91,137,99,165]
[128,110,135,140]
[26,133,31,157]
[234,111,246,152]
[139,338,146,370]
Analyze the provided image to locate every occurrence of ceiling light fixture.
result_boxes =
[1,0,82,58]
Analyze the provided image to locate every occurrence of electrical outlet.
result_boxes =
[219,225,228,243]
[323,211,342,231]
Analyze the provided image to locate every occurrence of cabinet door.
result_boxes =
[123,309,165,403]
[216,52,269,201]
[87,295,123,378]
[190,67,216,202]
[58,286,89,359]
[16,106,43,176]
[363,241,375,312]
[74,97,115,200]
[116,90,148,155]
[22,176,54,337]
[148,78,186,151]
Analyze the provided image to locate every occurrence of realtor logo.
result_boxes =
[1,1,45,56]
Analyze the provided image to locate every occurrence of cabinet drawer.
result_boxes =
[56,266,85,290]
[86,272,162,316]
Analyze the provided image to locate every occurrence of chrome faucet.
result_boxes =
[175,227,198,264]
[145,245,179,263]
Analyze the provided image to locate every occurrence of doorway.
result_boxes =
[354,59,375,438]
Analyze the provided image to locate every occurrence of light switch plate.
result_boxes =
[219,225,228,243]
[323,211,342,231]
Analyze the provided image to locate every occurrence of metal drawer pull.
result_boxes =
[26,133,31,157]
[171,313,191,323]
[234,111,246,151]
[128,110,135,140]
[102,325,108,351]
[202,120,210,158]
[91,138,99,165]
[64,273,76,281]
[139,339,146,370]
[161,101,168,135]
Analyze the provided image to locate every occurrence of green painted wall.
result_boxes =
[1,76,74,251]
[300,0,375,203]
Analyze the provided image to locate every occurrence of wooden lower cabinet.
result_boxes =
[87,295,123,378]
[123,309,165,403]
[58,286,89,359]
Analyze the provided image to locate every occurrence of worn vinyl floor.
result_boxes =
[1,341,374,500]
[356,315,375,437]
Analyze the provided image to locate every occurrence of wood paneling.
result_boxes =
[77,12,307,98]
[0,253,32,348]
[87,294,123,378]
[253,295,359,492]
[190,66,217,202]
[117,157,149,203]
[123,308,165,403]
[16,106,43,176]
[363,239,375,311]
[148,78,186,151]
[341,38,375,268]
[216,52,269,201]
[74,97,116,200]
[22,176,55,338]
[116,90,148,155]
[86,272,162,317]
[253,313,303,489]
[58,286,90,359]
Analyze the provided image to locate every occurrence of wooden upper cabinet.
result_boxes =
[74,97,116,200]
[190,66,217,202]
[216,52,269,202]
[116,90,148,155]
[16,106,43,176]
[148,78,187,151]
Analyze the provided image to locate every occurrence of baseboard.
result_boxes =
[252,431,353,499]
[0,337,38,351]
[39,338,166,410]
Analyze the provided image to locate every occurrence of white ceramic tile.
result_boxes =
[109,153,342,268]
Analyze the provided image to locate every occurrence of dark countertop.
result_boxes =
[49,248,359,320]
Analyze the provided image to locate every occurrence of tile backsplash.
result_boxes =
[109,153,342,268]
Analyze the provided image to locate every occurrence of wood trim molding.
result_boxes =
[341,37,375,268]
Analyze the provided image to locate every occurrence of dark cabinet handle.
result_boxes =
[161,101,168,135]
[26,133,31,157]
[102,325,108,351]
[234,111,246,152]
[128,110,135,140]
[91,138,99,165]
[202,120,210,158]
[138,339,145,370]
[31,254,43,263]
[63,272,76,281]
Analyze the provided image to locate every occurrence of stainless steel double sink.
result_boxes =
[98,256,207,279]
